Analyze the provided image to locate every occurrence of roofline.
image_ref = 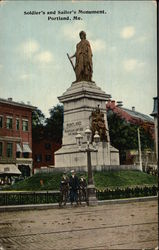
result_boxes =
[121,107,154,122]
[0,98,37,110]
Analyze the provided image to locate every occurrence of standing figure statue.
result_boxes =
[68,31,93,82]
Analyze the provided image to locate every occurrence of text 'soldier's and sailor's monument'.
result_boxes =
[55,31,119,169]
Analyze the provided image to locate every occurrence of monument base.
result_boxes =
[55,80,120,168]
[55,142,119,168]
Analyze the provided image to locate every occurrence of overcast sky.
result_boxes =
[0,0,157,117]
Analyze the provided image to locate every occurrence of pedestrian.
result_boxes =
[79,176,87,203]
[69,170,79,206]
[59,172,69,207]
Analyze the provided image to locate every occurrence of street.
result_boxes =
[0,200,158,250]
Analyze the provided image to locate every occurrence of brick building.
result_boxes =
[106,100,154,137]
[32,139,61,173]
[0,98,36,183]
[106,100,156,167]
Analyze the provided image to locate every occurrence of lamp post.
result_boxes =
[75,127,100,206]
[137,127,142,171]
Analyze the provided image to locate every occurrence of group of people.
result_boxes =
[59,170,87,206]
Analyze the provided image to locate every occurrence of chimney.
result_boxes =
[106,99,111,109]
[8,98,13,101]
[107,99,111,104]
[132,106,135,111]
[111,100,116,108]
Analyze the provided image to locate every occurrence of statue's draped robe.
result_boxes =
[75,39,93,82]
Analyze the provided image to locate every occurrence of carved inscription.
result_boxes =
[64,121,83,135]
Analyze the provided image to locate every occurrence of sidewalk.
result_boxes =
[0,195,157,212]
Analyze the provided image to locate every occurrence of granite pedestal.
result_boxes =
[55,81,119,168]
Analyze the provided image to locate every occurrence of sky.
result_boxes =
[0,0,157,118]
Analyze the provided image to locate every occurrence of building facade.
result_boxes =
[106,100,156,168]
[0,98,36,182]
[32,139,61,173]
[106,100,155,137]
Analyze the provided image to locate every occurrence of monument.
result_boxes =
[55,31,119,170]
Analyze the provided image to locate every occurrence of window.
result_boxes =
[6,117,13,129]
[16,119,20,130]
[35,154,42,162]
[45,143,51,150]
[16,152,20,158]
[0,116,3,128]
[22,120,28,131]
[0,142,2,156]
[23,152,29,158]
[7,143,13,158]
[45,155,51,162]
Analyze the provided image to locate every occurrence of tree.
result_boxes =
[32,105,64,144]
[32,108,45,127]
[107,112,154,163]
[32,108,45,141]
[45,104,64,143]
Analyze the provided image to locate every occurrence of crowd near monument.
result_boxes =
[55,31,119,170]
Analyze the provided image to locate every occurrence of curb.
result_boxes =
[98,196,158,205]
[0,196,157,212]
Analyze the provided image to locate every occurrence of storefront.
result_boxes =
[0,164,21,185]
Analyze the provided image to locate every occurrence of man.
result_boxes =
[59,172,69,206]
[70,31,93,82]
[69,170,79,205]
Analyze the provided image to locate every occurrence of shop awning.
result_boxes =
[0,164,21,175]
[16,143,22,152]
[23,143,32,153]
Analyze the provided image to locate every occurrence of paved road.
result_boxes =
[0,200,158,250]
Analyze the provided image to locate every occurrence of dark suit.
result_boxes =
[69,175,79,204]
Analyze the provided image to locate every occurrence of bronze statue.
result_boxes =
[90,105,108,142]
[68,31,93,82]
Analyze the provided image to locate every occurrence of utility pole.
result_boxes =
[137,127,142,171]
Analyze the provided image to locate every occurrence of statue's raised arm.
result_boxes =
[69,31,93,82]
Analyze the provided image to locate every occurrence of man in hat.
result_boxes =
[59,172,69,207]
[69,170,79,206]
